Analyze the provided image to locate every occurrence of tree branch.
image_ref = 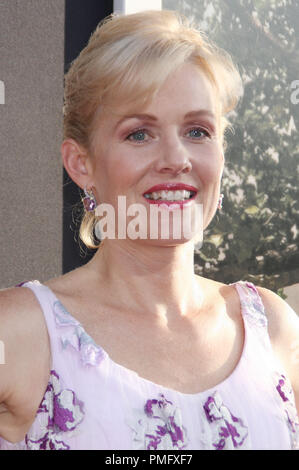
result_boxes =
[221,0,299,70]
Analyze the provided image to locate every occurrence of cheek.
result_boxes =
[94,148,145,195]
[193,152,223,184]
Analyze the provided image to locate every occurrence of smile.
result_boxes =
[144,189,195,201]
[143,183,198,207]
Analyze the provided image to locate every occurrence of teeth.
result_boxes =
[144,189,195,201]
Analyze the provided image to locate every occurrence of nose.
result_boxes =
[154,135,192,175]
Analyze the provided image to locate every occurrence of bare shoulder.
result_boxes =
[0,284,50,360]
[0,285,51,443]
[256,285,299,344]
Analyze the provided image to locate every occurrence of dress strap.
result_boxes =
[232,280,268,330]
[16,280,106,369]
[233,281,299,449]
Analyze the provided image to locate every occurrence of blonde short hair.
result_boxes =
[63,9,243,249]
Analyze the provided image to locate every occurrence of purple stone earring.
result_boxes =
[83,187,97,212]
[218,193,224,210]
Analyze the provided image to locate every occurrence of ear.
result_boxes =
[61,139,93,189]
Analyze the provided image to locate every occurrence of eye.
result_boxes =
[126,128,150,143]
[186,127,211,140]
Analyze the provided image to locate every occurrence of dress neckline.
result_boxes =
[28,280,250,399]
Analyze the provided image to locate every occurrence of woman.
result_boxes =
[0,10,298,450]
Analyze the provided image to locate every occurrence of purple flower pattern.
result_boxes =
[127,394,188,450]
[53,300,106,367]
[242,281,267,328]
[276,374,299,449]
[25,370,85,450]
[10,280,296,450]
[203,391,248,449]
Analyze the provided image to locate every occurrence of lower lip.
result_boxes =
[143,193,197,209]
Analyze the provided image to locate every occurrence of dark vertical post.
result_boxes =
[63,0,113,274]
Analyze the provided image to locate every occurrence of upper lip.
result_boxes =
[143,183,198,195]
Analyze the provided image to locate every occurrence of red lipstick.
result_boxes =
[143,183,198,194]
[143,183,198,209]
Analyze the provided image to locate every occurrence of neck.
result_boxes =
[86,239,204,324]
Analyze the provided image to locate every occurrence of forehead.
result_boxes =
[96,63,219,133]
[145,63,217,116]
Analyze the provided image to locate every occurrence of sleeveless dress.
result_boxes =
[0,280,298,450]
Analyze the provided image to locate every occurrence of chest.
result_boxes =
[75,306,245,394]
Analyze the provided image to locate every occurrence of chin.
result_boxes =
[133,235,199,248]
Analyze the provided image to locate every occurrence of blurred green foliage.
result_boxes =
[164,0,299,291]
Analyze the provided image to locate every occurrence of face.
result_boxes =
[89,62,224,244]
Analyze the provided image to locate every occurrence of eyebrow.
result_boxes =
[115,109,216,128]
[184,110,216,120]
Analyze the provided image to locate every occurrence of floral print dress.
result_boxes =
[0,280,298,450]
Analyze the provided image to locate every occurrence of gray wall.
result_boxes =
[0,0,65,288]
